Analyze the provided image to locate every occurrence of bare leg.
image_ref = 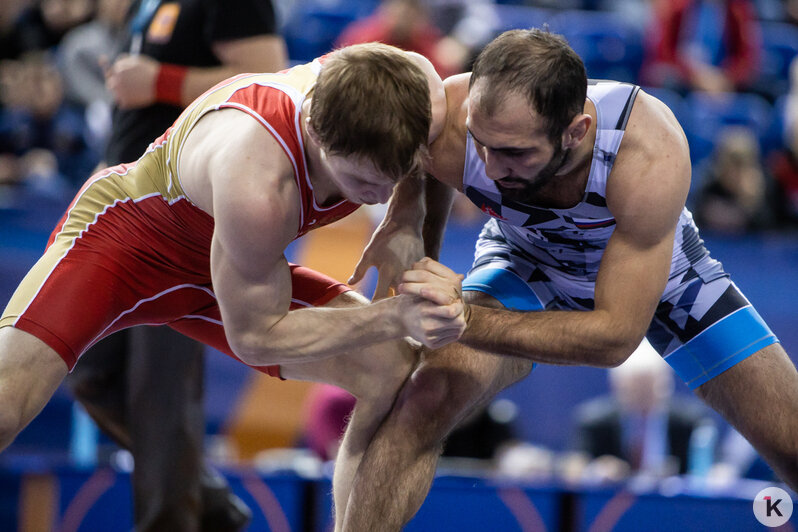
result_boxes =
[694,343,798,489]
[280,291,418,532]
[0,327,68,451]
[342,292,532,531]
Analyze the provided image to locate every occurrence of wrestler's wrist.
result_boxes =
[155,63,188,106]
[378,295,408,339]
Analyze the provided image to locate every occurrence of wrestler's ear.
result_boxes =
[305,116,323,148]
[562,113,592,149]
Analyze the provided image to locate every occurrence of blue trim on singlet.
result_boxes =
[663,306,779,389]
[462,268,544,312]
[462,267,541,371]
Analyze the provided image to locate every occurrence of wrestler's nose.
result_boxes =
[483,150,509,182]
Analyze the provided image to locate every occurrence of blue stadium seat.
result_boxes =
[682,91,774,165]
[492,4,554,33]
[281,0,379,63]
[761,93,790,155]
[641,86,689,129]
[758,21,798,101]
[549,10,645,83]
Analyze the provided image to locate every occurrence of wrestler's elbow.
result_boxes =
[600,347,634,368]
[226,329,276,366]
[598,333,646,368]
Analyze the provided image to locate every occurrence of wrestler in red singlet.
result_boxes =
[0,58,358,377]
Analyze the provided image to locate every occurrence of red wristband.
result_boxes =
[155,63,188,106]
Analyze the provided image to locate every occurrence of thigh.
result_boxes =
[0,327,69,439]
[647,259,778,389]
[421,289,533,402]
[694,343,798,455]
[279,290,418,398]
[1,174,217,370]
[381,290,533,436]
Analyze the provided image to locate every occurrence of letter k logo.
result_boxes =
[754,487,792,526]
[765,496,783,517]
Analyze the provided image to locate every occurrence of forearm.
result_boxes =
[384,173,426,232]
[423,175,455,260]
[231,298,404,365]
[462,305,639,367]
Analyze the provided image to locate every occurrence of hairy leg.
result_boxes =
[341,292,533,532]
[279,291,418,531]
[0,327,68,451]
[694,343,798,489]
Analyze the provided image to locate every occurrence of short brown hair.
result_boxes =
[310,43,431,181]
[470,29,587,141]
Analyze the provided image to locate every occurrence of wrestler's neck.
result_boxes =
[301,99,347,207]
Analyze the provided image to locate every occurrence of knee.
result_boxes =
[392,365,482,437]
[356,340,419,401]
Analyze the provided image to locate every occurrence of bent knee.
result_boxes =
[350,339,419,401]
[393,365,483,431]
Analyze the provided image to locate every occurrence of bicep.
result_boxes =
[594,223,676,339]
[210,230,293,338]
[206,118,300,342]
[595,93,690,336]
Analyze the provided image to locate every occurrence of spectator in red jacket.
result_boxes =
[336,0,462,79]
[640,0,761,95]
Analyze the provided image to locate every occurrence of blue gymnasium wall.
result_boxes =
[1,196,797,454]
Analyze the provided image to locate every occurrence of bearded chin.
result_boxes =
[498,146,570,204]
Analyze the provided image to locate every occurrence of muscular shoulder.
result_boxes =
[186,109,300,261]
[607,90,691,241]
[428,73,470,190]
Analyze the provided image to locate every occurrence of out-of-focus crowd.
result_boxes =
[0,0,129,203]
[3,0,798,234]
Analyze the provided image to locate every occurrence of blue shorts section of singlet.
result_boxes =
[461,267,778,388]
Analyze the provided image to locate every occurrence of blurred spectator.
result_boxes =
[2,0,94,59]
[57,0,131,149]
[785,0,798,26]
[767,57,798,228]
[0,51,95,194]
[303,384,356,462]
[302,383,518,463]
[694,126,774,233]
[640,0,761,96]
[567,340,716,483]
[0,0,31,61]
[424,0,500,72]
[336,0,462,78]
[594,0,655,30]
